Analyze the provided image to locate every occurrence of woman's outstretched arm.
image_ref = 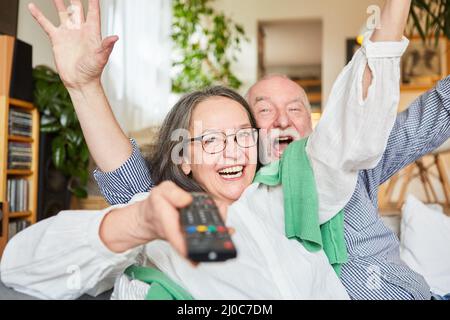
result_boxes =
[0,204,142,300]
[0,181,192,300]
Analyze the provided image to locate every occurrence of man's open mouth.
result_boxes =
[274,136,295,147]
[218,165,244,179]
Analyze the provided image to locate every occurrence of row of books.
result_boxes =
[8,142,32,170]
[7,179,29,213]
[8,108,33,137]
[8,220,31,240]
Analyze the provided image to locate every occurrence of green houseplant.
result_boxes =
[409,0,450,43]
[171,0,248,93]
[33,65,89,198]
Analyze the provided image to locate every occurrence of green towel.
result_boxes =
[125,265,193,300]
[254,139,348,275]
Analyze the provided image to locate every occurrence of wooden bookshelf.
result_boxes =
[8,135,34,143]
[0,35,39,256]
[307,92,322,104]
[0,202,7,256]
[9,211,33,219]
[6,169,34,176]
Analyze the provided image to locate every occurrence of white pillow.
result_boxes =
[400,195,450,295]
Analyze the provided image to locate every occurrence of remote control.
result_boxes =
[180,193,237,262]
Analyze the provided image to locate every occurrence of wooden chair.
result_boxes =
[379,139,450,216]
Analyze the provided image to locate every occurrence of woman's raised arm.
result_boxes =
[29,0,133,173]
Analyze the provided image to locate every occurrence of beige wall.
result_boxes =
[264,20,323,67]
[16,0,450,203]
[213,0,383,98]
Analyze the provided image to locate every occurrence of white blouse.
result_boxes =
[0,35,408,300]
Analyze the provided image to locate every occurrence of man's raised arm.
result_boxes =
[306,0,411,222]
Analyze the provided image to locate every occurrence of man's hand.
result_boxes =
[362,0,412,99]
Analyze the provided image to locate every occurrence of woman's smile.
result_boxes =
[217,165,246,181]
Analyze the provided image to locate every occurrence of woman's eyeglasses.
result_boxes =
[190,128,258,154]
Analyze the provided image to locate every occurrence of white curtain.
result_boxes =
[100,0,172,133]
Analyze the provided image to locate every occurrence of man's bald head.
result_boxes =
[246,74,311,111]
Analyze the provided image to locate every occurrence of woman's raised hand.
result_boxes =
[28,0,118,90]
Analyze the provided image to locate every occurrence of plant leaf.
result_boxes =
[33,65,90,198]
[71,187,88,199]
[52,137,66,169]
[41,123,61,133]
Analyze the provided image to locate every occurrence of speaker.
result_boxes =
[37,133,71,221]
[0,0,19,37]
[9,39,33,102]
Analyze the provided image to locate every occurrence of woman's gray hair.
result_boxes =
[149,86,257,192]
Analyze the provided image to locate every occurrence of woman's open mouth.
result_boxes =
[218,165,245,180]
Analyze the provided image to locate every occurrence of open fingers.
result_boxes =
[87,0,101,25]
[69,0,85,24]
[100,35,119,52]
[96,36,119,63]
[53,0,69,25]
[94,36,118,67]
[53,0,67,12]
[28,3,56,37]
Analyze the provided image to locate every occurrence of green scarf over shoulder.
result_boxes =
[254,139,348,275]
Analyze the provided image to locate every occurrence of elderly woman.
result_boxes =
[1,0,410,299]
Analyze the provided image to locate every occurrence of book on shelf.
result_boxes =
[7,179,29,212]
[8,108,33,137]
[7,141,32,169]
[8,220,31,240]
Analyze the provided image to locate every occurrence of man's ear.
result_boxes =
[181,162,192,176]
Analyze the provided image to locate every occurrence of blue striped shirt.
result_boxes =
[93,76,450,300]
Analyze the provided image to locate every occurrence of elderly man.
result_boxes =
[27,0,449,299]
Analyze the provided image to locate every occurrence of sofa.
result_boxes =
[2,194,449,299]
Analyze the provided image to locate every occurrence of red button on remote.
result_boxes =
[217,226,226,233]
[224,241,234,250]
